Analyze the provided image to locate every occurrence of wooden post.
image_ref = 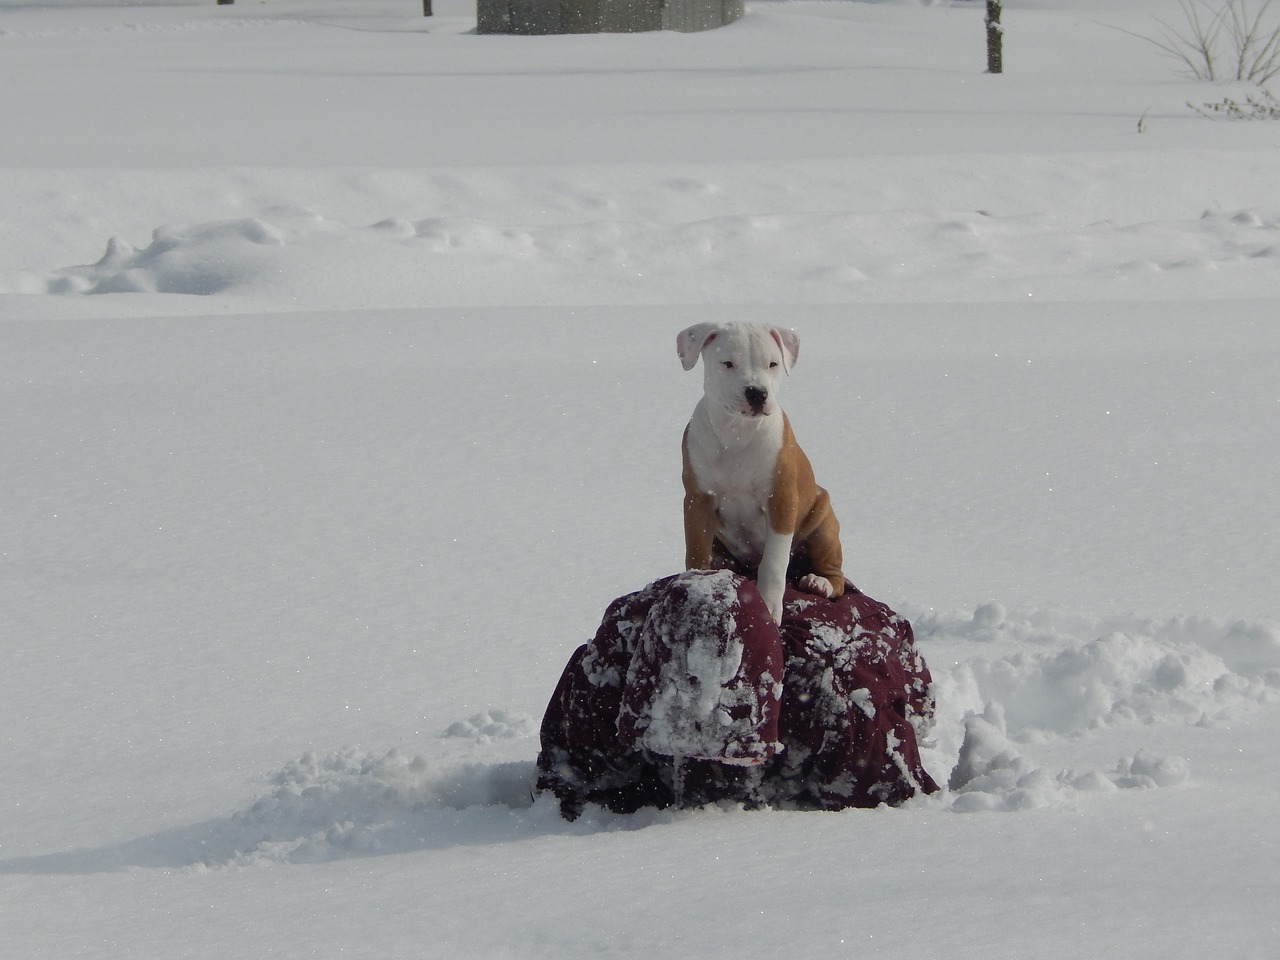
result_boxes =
[423,0,433,14]
[985,0,1003,74]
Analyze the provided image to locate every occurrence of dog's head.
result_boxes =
[677,322,799,418]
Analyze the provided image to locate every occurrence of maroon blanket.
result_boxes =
[536,570,939,820]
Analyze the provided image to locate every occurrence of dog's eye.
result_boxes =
[769,361,779,368]
[722,361,734,370]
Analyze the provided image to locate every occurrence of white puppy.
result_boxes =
[678,322,846,624]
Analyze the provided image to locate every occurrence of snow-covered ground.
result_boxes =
[2,1,1278,957]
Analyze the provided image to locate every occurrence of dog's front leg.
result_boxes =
[757,529,794,625]
[683,488,718,570]
[682,426,719,570]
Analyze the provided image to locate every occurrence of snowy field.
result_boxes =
[2,0,1279,957]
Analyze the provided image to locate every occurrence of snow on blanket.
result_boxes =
[617,570,784,766]
[536,571,939,819]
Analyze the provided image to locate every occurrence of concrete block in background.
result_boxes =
[476,0,742,34]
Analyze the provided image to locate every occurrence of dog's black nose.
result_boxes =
[744,386,768,411]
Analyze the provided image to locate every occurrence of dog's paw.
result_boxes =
[798,574,834,598]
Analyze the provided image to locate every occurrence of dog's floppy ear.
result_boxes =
[677,323,720,371]
[770,327,800,374]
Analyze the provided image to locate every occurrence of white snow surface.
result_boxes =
[2,0,1279,957]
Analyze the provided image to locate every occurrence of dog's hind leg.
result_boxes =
[795,511,845,600]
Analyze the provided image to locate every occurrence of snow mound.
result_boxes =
[958,630,1270,733]
[918,605,1280,735]
[0,750,548,873]
[38,204,1280,307]
[442,709,534,742]
[46,214,318,296]
[199,748,541,867]
[946,703,1190,814]
[0,746,690,875]
[184,746,695,869]
[912,605,1279,794]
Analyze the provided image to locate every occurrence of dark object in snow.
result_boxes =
[476,0,743,35]
[536,570,939,820]
[986,0,1003,75]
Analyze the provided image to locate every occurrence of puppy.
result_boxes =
[678,321,846,624]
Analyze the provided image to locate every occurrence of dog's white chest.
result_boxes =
[686,407,781,566]
[710,487,771,566]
